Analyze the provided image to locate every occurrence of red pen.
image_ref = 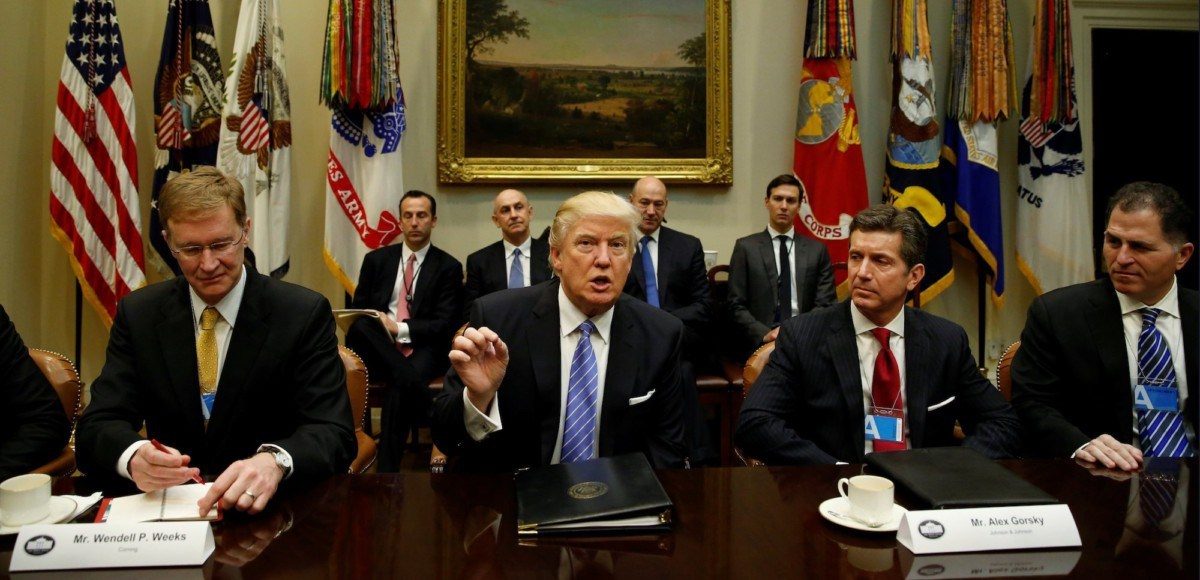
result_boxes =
[150,438,204,484]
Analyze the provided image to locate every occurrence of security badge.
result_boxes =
[1134,383,1181,413]
[865,406,905,443]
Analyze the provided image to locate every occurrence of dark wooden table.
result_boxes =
[2,459,1194,578]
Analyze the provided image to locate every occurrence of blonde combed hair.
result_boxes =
[549,191,640,251]
[157,166,247,230]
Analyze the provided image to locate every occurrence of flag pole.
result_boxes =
[977,265,986,369]
[74,281,83,376]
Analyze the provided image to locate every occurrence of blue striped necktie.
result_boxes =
[561,320,599,463]
[508,248,524,289]
[1137,308,1194,458]
[639,236,660,308]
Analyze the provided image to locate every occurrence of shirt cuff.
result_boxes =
[395,322,412,344]
[117,440,152,480]
[1070,441,1090,459]
[463,389,502,441]
[257,444,294,479]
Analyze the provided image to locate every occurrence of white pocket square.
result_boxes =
[628,390,656,406]
[926,396,956,411]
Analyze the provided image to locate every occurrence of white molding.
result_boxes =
[1071,1,1198,197]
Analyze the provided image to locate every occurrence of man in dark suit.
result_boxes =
[736,204,1019,465]
[728,174,836,358]
[0,305,70,480]
[347,190,464,471]
[463,188,551,311]
[432,191,686,472]
[1013,182,1197,471]
[77,168,354,515]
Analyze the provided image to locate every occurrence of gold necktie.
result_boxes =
[197,306,220,394]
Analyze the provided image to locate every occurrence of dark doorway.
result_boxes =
[1091,28,1199,291]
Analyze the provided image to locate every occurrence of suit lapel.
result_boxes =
[376,246,402,310]
[411,248,439,314]
[531,240,552,283]
[1178,289,1197,427]
[828,304,866,461]
[902,308,932,448]
[792,239,810,309]
[485,242,507,292]
[599,300,637,458]
[1086,285,1131,417]
[155,279,206,437]
[528,283,562,465]
[757,232,779,281]
[206,272,269,444]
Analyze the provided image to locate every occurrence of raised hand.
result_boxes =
[448,326,509,413]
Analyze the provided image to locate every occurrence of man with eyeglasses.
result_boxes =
[432,191,687,472]
[77,167,354,516]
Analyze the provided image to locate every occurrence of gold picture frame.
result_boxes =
[437,0,731,184]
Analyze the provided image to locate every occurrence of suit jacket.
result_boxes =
[728,230,836,348]
[0,306,70,480]
[463,238,552,311]
[76,269,355,482]
[431,281,687,472]
[735,302,1020,465]
[351,243,464,381]
[624,226,710,330]
[1011,278,1199,457]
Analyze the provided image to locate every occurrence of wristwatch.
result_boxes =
[257,445,293,478]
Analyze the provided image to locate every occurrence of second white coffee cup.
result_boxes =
[0,473,52,527]
[837,475,894,526]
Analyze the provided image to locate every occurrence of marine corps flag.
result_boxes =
[1016,0,1090,295]
[150,0,225,276]
[321,0,406,293]
[884,0,951,305]
[941,0,1016,305]
[49,0,146,326]
[216,0,293,277]
[792,0,869,291]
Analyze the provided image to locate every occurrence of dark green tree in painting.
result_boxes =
[466,0,530,65]
[675,33,706,149]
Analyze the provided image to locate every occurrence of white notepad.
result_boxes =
[102,483,219,523]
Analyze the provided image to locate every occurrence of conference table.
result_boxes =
[1,459,1194,578]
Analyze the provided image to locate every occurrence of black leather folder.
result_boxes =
[865,447,1057,509]
[515,454,673,536]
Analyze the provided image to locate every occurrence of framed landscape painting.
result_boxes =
[438,0,731,184]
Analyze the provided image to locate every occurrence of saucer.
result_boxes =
[818,497,906,533]
[0,496,78,535]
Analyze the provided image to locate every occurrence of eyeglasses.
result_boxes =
[170,230,247,260]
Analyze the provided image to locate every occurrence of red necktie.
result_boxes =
[870,327,905,452]
[395,254,416,357]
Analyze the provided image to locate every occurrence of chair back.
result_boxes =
[741,341,776,399]
[994,341,1020,402]
[339,345,377,474]
[27,348,82,476]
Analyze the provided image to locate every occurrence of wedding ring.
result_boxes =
[244,490,258,499]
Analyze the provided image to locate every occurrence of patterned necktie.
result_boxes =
[1138,461,1181,526]
[561,321,599,463]
[197,307,220,418]
[639,236,659,308]
[395,253,417,357]
[1136,308,1193,457]
[776,235,792,322]
[871,327,906,452]
[509,248,524,289]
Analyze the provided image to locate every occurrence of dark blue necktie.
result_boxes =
[776,235,792,322]
[1137,308,1193,458]
[508,248,524,289]
[561,321,599,463]
[639,236,660,308]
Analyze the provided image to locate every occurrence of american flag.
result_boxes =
[237,99,270,152]
[49,0,146,327]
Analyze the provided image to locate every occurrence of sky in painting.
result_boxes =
[481,0,706,68]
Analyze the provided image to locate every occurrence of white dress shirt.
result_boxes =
[767,226,799,318]
[463,286,614,463]
[1117,278,1190,445]
[503,237,532,288]
[390,243,430,344]
[850,302,909,455]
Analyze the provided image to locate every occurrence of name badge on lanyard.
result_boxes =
[866,406,904,443]
[1134,384,1181,412]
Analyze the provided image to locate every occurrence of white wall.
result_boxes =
[0,0,1194,389]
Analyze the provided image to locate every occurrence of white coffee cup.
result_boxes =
[837,475,895,526]
[0,473,52,526]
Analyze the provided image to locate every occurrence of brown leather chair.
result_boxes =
[28,349,83,477]
[734,342,776,466]
[339,346,377,474]
[994,341,1019,402]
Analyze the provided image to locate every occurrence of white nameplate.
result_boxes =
[9,522,214,572]
[897,504,1080,554]
[903,549,1082,578]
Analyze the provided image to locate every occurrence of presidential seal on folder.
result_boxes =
[515,454,673,536]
